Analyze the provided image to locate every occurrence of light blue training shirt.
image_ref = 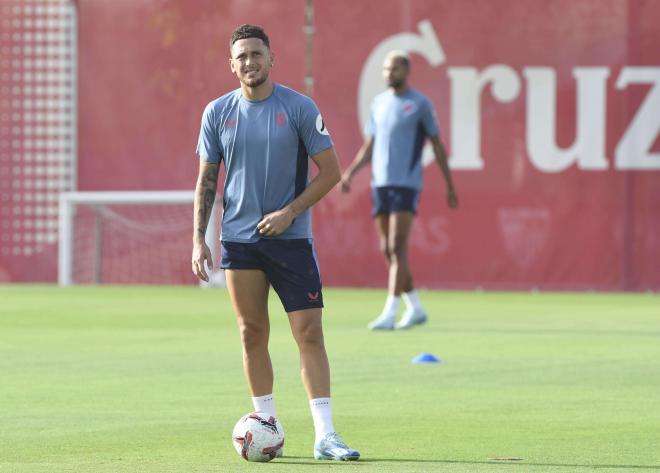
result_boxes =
[196,83,333,242]
[366,88,440,191]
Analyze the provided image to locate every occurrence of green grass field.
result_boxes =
[1,285,659,473]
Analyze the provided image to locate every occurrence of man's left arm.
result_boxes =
[429,135,458,209]
[257,147,340,236]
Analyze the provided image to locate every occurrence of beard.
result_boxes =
[241,69,269,88]
[387,78,405,89]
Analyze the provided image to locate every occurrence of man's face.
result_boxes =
[229,38,273,88]
[383,57,408,89]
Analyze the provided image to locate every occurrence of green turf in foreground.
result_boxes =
[1,285,659,473]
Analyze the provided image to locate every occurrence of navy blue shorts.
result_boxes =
[220,239,323,313]
[372,186,420,217]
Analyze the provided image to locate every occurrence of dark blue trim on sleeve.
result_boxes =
[410,122,426,171]
[295,138,309,198]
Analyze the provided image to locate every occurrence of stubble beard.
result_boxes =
[242,70,269,89]
[388,78,405,89]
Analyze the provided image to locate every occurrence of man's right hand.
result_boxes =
[447,189,459,209]
[192,242,213,282]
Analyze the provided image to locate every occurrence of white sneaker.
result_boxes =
[314,432,360,461]
[395,308,428,329]
[368,313,395,330]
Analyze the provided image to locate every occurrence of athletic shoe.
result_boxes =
[395,308,428,329]
[368,312,396,330]
[313,432,360,461]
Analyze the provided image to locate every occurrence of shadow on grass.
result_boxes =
[361,458,660,470]
[271,455,660,470]
[273,455,362,466]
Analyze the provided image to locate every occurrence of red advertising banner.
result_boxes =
[1,0,658,290]
[312,0,660,290]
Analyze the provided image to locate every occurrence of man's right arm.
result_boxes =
[340,136,374,193]
[192,158,219,282]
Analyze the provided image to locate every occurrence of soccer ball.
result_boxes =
[232,411,285,462]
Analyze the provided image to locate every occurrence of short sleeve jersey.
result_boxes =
[196,84,333,242]
[365,88,440,191]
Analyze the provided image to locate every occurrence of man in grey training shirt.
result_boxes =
[341,50,458,330]
[192,24,359,461]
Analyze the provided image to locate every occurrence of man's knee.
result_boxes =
[387,237,408,260]
[238,318,269,352]
[379,239,391,261]
[294,320,325,349]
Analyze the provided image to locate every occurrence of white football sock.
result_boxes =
[309,397,335,443]
[381,294,400,318]
[252,394,276,417]
[402,290,423,312]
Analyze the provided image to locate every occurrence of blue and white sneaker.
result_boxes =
[314,432,360,461]
[368,313,395,330]
[395,308,428,329]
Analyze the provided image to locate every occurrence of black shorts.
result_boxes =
[220,238,323,313]
[372,186,420,217]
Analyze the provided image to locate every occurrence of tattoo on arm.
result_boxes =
[194,163,219,241]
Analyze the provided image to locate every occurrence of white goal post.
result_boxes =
[58,191,222,286]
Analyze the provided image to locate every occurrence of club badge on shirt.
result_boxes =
[402,100,417,116]
[275,112,287,127]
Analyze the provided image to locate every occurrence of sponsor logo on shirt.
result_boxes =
[225,116,238,128]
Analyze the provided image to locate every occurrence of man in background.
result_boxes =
[341,50,458,330]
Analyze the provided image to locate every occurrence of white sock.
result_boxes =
[402,290,423,312]
[252,394,276,417]
[309,397,335,443]
[381,294,400,318]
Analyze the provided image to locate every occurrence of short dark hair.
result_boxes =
[230,24,270,49]
[387,52,410,70]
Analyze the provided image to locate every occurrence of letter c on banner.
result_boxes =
[358,20,446,166]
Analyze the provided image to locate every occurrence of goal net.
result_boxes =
[58,191,224,286]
